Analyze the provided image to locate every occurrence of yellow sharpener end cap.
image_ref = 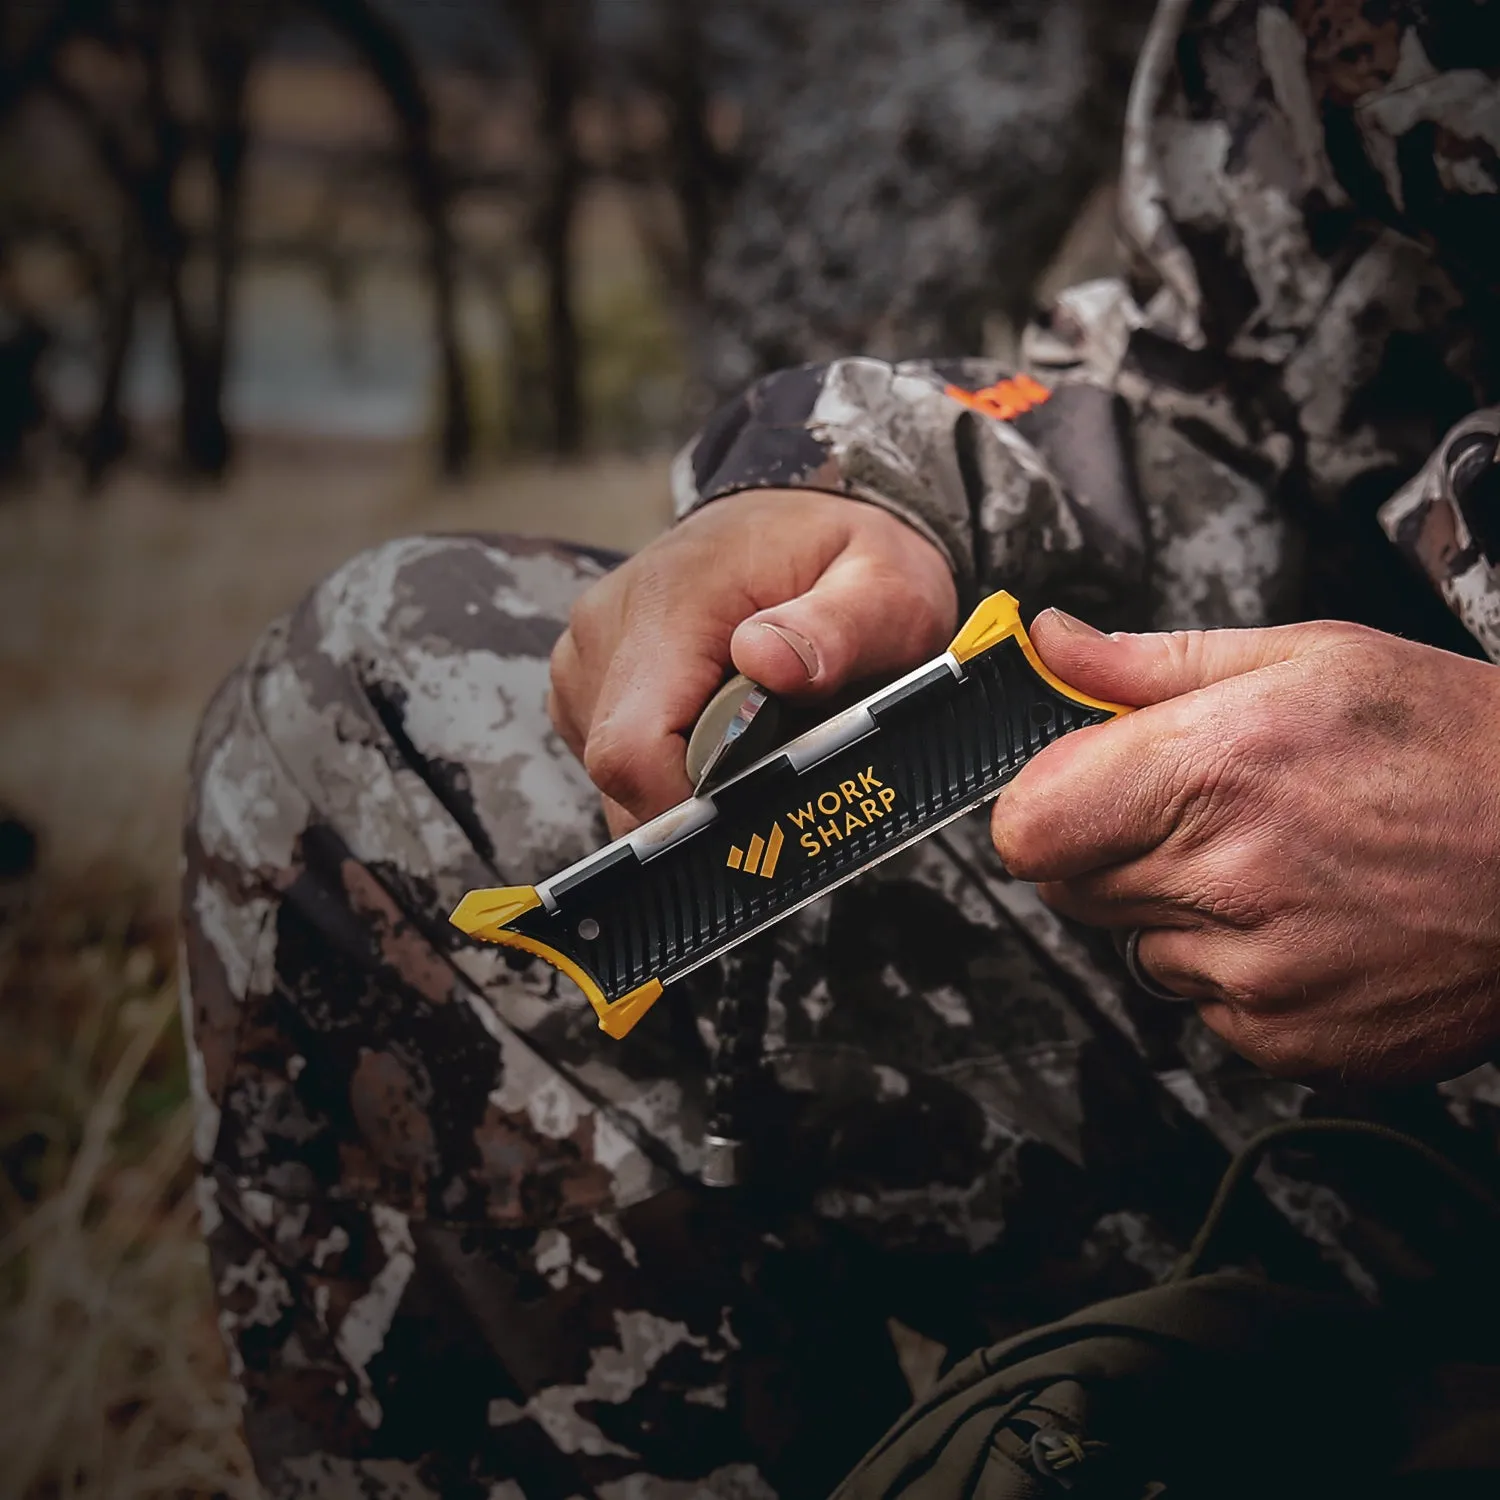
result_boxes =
[449,885,666,1039]
[597,979,665,1039]
[947,590,1131,718]
[449,885,543,942]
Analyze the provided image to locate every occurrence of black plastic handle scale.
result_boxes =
[450,592,1126,1037]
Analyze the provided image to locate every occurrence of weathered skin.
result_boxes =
[182,3,1500,1495]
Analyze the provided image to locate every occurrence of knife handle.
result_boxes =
[450,591,1127,1038]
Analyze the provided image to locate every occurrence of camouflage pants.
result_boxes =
[181,533,1500,1500]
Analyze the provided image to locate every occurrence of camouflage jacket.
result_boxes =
[178,9,1500,1495]
[675,0,1500,658]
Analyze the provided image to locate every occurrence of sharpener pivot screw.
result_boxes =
[577,918,600,941]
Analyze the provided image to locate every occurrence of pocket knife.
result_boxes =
[449,591,1127,1038]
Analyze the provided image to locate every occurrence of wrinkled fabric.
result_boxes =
[182,4,1500,1497]
[184,534,1500,1499]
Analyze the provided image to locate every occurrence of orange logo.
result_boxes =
[943,373,1050,422]
[727,823,784,880]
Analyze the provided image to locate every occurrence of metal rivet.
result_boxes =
[577,918,600,941]
[701,1135,741,1188]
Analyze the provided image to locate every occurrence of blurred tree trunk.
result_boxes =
[195,7,255,476]
[47,1,243,479]
[538,0,585,456]
[659,0,719,302]
[17,0,482,482]
[0,0,89,126]
[85,257,140,486]
[507,0,588,456]
[309,0,473,475]
[138,12,233,477]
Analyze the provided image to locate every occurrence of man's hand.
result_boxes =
[549,490,957,835]
[993,610,1500,1084]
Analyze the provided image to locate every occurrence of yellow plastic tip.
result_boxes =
[597,979,665,1039]
[449,887,666,1040]
[948,590,1024,663]
[449,885,542,941]
[948,590,1130,717]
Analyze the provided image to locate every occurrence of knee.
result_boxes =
[307,531,610,679]
[229,531,614,782]
[295,536,609,829]
[186,531,610,909]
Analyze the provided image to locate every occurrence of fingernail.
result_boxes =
[1041,608,1104,638]
[759,622,820,679]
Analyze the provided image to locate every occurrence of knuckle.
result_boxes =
[1323,633,1384,685]
[1226,693,1288,762]
[1206,935,1284,1009]
[1319,630,1397,708]
[567,577,602,625]
[1209,963,1263,1014]
[1198,873,1274,929]
[1244,1023,1316,1079]
[566,569,627,642]
[548,639,584,724]
[1175,736,1243,846]
[1193,841,1285,927]
[1205,994,1305,1074]
[1327,640,1413,732]
[565,597,600,651]
[902,581,951,653]
[582,723,647,805]
[1313,619,1378,652]
[582,722,626,783]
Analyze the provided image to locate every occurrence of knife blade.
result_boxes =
[450,591,1128,1038]
[685,673,781,795]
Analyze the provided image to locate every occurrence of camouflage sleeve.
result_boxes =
[669,358,1151,629]
[1380,409,1500,662]
[670,1,1500,649]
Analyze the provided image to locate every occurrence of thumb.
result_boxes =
[1029,609,1330,708]
[729,550,955,699]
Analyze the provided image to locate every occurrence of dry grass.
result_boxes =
[0,873,255,1499]
[0,443,671,899]
[0,445,669,1496]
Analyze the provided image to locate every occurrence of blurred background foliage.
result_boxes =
[0,0,1147,1492]
[0,0,1148,480]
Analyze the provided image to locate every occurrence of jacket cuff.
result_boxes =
[669,362,980,609]
[1379,408,1500,661]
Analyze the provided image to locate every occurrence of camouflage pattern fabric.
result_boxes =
[182,3,1500,1495]
[695,0,1153,408]
[679,0,1500,649]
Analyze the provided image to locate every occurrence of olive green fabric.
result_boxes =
[835,1124,1500,1498]
[835,1271,1395,1499]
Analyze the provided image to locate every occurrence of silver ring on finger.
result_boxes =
[1122,927,1185,1002]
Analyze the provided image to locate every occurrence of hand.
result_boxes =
[549,490,958,835]
[991,610,1500,1084]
